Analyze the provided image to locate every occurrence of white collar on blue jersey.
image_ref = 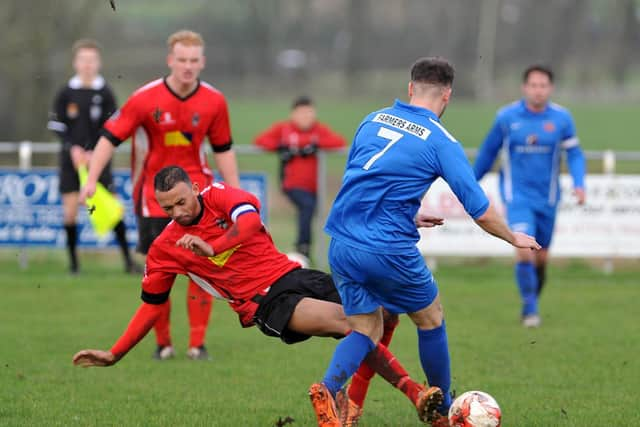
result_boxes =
[68,75,106,90]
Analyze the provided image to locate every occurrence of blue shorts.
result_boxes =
[506,203,557,249]
[328,238,438,316]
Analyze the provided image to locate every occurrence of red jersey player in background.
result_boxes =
[254,96,345,264]
[80,30,240,361]
[73,166,441,426]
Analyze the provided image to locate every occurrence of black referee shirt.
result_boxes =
[47,75,117,151]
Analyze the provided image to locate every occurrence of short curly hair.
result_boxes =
[410,57,455,87]
[154,166,192,192]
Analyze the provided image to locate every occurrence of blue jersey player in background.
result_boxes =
[307,57,541,427]
[474,65,586,328]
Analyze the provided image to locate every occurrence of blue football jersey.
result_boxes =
[325,100,489,253]
[474,99,585,209]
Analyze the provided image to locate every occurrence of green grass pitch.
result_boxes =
[1,98,637,426]
[1,252,637,426]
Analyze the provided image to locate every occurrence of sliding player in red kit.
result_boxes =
[73,166,440,426]
[80,30,240,361]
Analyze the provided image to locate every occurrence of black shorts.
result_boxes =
[136,216,171,254]
[253,268,342,344]
[59,151,113,194]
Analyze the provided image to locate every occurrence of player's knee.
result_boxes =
[352,326,383,345]
[516,248,536,263]
[350,313,384,344]
[408,299,444,330]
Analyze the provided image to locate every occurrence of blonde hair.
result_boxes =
[167,30,204,53]
[72,39,102,58]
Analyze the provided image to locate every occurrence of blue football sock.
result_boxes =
[322,331,375,397]
[418,322,452,412]
[516,261,538,315]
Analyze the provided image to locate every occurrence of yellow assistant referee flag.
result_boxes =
[77,166,124,238]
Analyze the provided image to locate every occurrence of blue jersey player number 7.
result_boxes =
[310,57,541,427]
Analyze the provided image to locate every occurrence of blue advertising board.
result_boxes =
[0,168,267,248]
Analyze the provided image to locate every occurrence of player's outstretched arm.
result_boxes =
[474,203,541,250]
[72,302,163,368]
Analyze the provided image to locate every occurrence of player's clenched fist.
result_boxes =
[72,349,117,367]
[176,234,214,257]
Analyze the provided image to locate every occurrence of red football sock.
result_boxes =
[361,343,424,406]
[153,297,172,347]
[348,314,401,407]
[187,280,213,348]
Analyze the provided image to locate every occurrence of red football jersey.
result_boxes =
[102,78,232,217]
[254,121,345,193]
[141,182,299,327]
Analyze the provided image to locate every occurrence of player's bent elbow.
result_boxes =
[472,199,497,222]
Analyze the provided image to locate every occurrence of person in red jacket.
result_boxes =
[254,96,346,262]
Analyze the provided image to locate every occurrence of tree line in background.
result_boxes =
[0,0,638,140]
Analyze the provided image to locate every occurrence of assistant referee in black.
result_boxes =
[47,39,138,274]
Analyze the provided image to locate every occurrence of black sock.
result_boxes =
[64,224,78,272]
[113,220,132,266]
[296,243,311,258]
[536,265,547,296]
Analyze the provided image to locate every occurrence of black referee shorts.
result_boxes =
[59,151,113,194]
[253,268,342,344]
[136,216,171,254]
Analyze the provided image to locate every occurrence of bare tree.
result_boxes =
[0,0,104,140]
[610,0,639,86]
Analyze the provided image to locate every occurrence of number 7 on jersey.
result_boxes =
[363,127,404,170]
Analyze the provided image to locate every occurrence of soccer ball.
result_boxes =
[448,391,502,427]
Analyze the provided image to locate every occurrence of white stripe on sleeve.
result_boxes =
[47,121,67,132]
[561,137,580,149]
[230,203,257,222]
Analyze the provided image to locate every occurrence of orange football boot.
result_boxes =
[415,386,445,423]
[309,383,342,427]
[336,388,363,427]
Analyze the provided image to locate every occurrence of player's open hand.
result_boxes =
[176,234,214,257]
[72,349,117,367]
[511,231,541,251]
[415,213,445,228]
[573,187,586,205]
